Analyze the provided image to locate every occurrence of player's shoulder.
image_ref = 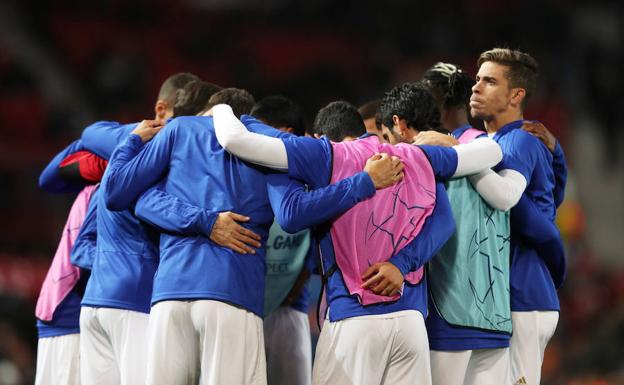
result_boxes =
[507,127,540,145]
[85,120,122,130]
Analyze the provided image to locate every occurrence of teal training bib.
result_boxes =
[263,220,311,316]
[429,178,512,333]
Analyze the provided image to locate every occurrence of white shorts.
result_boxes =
[509,311,558,385]
[264,306,312,385]
[146,299,266,385]
[430,348,510,385]
[79,306,149,385]
[312,310,431,385]
[35,333,80,385]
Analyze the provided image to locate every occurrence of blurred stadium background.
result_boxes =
[0,1,622,384]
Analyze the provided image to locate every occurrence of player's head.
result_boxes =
[358,100,385,142]
[423,62,475,131]
[471,48,538,122]
[251,95,306,136]
[313,101,366,142]
[173,80,222,117]
[156,72,201,120]
[379,82,442,144]
[207,88,255,117]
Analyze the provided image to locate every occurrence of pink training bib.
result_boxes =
[329,135,436,305]
[35,185,96,321]
[457,127,484,144]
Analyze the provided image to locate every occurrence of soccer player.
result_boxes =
[35,151,107,385]
[210,98,503,385]
[417,64,515,385]
[251,95,314,385]
[469,48,567,385]
[75,73,208,385]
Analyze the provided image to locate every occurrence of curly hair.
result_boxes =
[379,82,442,132]
[423,62,475,110]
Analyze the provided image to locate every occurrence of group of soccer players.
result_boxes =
[34,47,566,385]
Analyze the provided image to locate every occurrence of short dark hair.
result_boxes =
[313,101,366,142]
[251,95,306,137]
[158,72,200,105]
[208,88,255,117]
[423,62,475,110]
[477,48,538,108]
[173,81,222,117]
[358,100,382,130]
[379,82,442,133]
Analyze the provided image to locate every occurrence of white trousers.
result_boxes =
[79,307,149,385]
[264,306,312,385]
[146,299,267,385]
[35,333,81,385]
[312,310,431,385]
[430,348,510,385]
[509,311,559,385]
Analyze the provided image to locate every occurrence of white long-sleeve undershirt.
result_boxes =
[212,104,288,170]
[469,168,527,211]
[213,104,503,179]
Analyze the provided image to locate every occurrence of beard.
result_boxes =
[470,106,493,122]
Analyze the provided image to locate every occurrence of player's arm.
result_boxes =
[70,189,99,270]
[522,121,567,207]
[468,168,527,211]
[468,130,547,211]
[38,139,85,193]
[134,185,261,254]
[58,151,108,184]
[416,137,502,181]
[268,154,403,233]
[551,141,567,208]
[103,119,169,211]
[362,182,455,296]
[81,121,133,160]
[414,131,525,210]
[213,104,289,170]
[511,195,566,288]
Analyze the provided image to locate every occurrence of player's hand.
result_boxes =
[361,262,404,296]
[412,131,459,147]
[132,119,166,143]
[364,153,404,189]
[210,211,262,254]
[522,121,556,152]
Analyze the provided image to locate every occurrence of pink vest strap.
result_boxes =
[35,185,96,321]
[457,127,484,144]
[329,136,436,305]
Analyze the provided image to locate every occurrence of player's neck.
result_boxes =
[443,108,469,132]
[484,110,523,134]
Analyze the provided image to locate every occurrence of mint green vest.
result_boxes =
[263,220,311,316]
[429,178,512,333]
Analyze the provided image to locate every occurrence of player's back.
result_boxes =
[153,115,277,316]
[82,182,159,314]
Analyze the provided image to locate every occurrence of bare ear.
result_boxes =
[155,100,169,120]
[392,114,401,128]
[511,88,526,108]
